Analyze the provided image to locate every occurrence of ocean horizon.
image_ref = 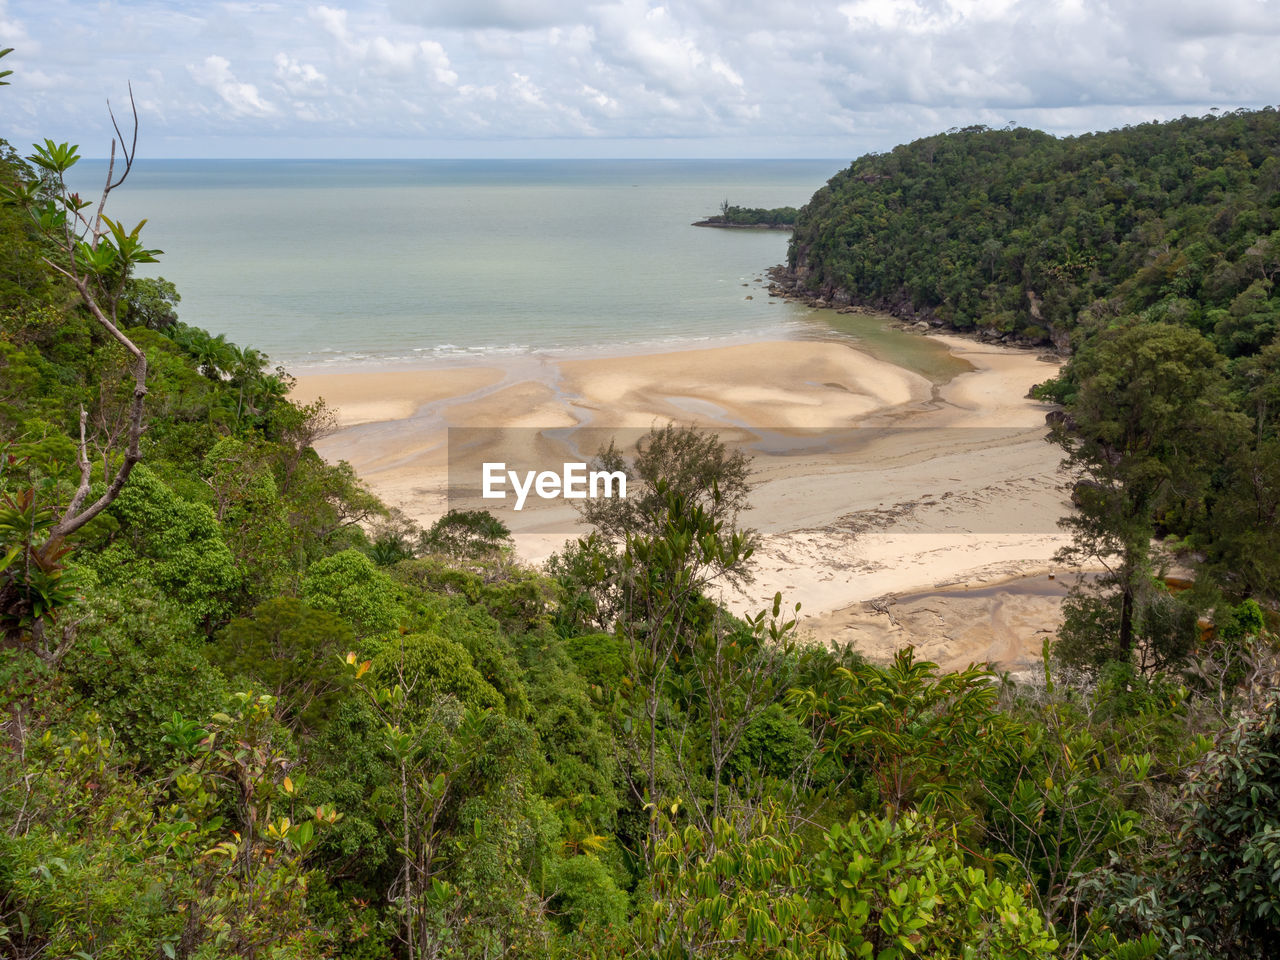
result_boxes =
[72,158,849,371]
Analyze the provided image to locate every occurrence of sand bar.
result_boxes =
[291,366,505,427]
[292,329,1071,669]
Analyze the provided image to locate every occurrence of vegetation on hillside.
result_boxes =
[788,112,1280,349]
[2,74,1278,958]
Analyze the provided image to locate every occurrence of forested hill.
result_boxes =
[787,110,1280,350]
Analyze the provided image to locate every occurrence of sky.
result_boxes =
[2,0,1278,158]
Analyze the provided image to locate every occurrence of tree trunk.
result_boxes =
[1118,580,1135,661]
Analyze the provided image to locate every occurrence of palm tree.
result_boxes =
[229,343,267,425]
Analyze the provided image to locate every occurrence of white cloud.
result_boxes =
[510,72,545,108]
[12,67,69,90]
[312,4,457,83]
[581,83,620,114]
[837,0,1021,33]
[420,40,458,86]
[188,54,276,117]
[838,0,932,32]
[594,1,746,98]
[459,82,499,100]
[0,0,36,54]
[274,52,327,96]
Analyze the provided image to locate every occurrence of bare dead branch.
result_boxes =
[106,82,137,191]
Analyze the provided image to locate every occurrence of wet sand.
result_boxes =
[291,328,1074,669]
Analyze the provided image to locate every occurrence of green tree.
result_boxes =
[1169,694,1280,956]
[79,463,241,628]
[120,275,180,330]
[983,671,1154,947]
[546,531,623,634]
[343,654,549,959]
[59,578,228,768]
[368,631,505,718]
[612,483,755,862]
[0,694,339,960]
[545,854,627,935]
[1202,341,1280,603]
[419,508,512,558]
[1084,695,1280,959]
[201,436,298,600]
[213,597,354,734]
[301,548,402,637]
[1051,321,1243,668]
[583,423,755,567]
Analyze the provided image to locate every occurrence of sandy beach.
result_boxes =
[291,327,1072,671]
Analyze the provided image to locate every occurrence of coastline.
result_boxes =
[691,220,794,230]
[290,325,1070,670]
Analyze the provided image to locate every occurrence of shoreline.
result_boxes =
[291,323,1071,669]
[691,220,794,231]
[281,324,814,379]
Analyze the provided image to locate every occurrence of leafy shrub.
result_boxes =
[1084,695,1280,959]
[562,631,627,688]
[645,805,1057,959]
[813,812,1059,960]
[394,554,556,637]
[546,533,623,634]
[1174,695,1280,955]
[547,855,628,933]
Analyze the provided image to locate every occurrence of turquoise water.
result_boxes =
[73,159,853,371]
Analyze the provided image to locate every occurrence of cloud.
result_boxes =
[10,67,70,90]
[274,53,327,96]
[188,54,276,117]
[510,72,546,108]
[312,4,457,83]
[420,40,458,86]
[0,0,36,54]
[837,0,1020,33]
[581,83,620,115]
[388,0,590,30]
[594,1,746,98]
[6,0,1280,156]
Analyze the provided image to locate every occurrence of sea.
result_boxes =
[67,159,836,370]
[69,158,968,382]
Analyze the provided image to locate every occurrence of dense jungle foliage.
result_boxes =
[2,92,1279,957]
[789,110,1280,349]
